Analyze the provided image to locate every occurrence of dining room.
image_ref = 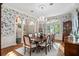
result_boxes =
[1,3,79,56]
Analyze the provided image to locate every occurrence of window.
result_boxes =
[54,21,60,34]
[47,20,60,35]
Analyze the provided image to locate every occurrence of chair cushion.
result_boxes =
[31,44,36,48]
[46,44,49,46]
[23,44,36,48]
[40,42,46,46]
[25,45,30,48]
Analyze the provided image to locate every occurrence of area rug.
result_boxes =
[15,42,64,56]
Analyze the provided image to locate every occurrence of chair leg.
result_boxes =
[45,47,47,55]
[36,43,39,53]
[29,48,31,56]
[36,46,38,53]
[51,42,53,47]
[24,47,26,55]
[48,46,50,51]
[38,47,40,52]
[50,45,51,49]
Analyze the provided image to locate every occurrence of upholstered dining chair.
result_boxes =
[51,34,55,43]
[47,35,52,50]
[39,34,51,55]
[39,34,52,54]
[50,34,55,47]
[23,35,36,56]
[34,33,38,39]
[29,34,32,38]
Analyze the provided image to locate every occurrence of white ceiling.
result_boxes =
[3,3,77,18]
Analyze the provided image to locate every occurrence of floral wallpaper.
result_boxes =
[1,7,15,37]
[1,5,29,48]
[47,13,72,22]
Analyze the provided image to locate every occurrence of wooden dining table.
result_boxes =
[30,37,47,52]
[31,38,40,42]
[31,37,46,44]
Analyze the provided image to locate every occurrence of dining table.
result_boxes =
[30,37,47,53]
[31,37,46,44]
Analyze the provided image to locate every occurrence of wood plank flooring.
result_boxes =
[1,42,64,56]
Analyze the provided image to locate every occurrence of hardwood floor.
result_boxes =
[1,43,23,56]
[1,42,64,56]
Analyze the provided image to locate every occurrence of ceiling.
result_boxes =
[3,3,78,18]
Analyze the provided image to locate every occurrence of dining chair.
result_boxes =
[23,35,36,56]
[51,34,55,47]
[46,35,52,51]
[39,34,52,54]
[39,35,48,54]
[29,34,32,38]
[35,33,38,39]
[51,34,55,43]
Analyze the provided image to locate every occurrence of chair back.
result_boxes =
[52,34,55,42]
[47,35,51,44]
[23,35,31,46]
[29,34,32,38]
[43,34,47,40]
[35,33,37,38]
[38,33,40,37]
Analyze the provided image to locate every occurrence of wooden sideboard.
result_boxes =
[65,42,79,56]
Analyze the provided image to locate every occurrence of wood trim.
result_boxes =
[62,20,72,42]
[0,3,2,56]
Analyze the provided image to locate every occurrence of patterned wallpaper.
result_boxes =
[1,5,31,48]
[47,13,72,22]
[1,6,15,37]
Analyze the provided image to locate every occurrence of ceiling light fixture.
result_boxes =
[49,3,53,6]
[30,10,34,13]
[39,4,46,10]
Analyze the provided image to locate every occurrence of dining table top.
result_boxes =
[31,37,47,43]
[31,38,41,42]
